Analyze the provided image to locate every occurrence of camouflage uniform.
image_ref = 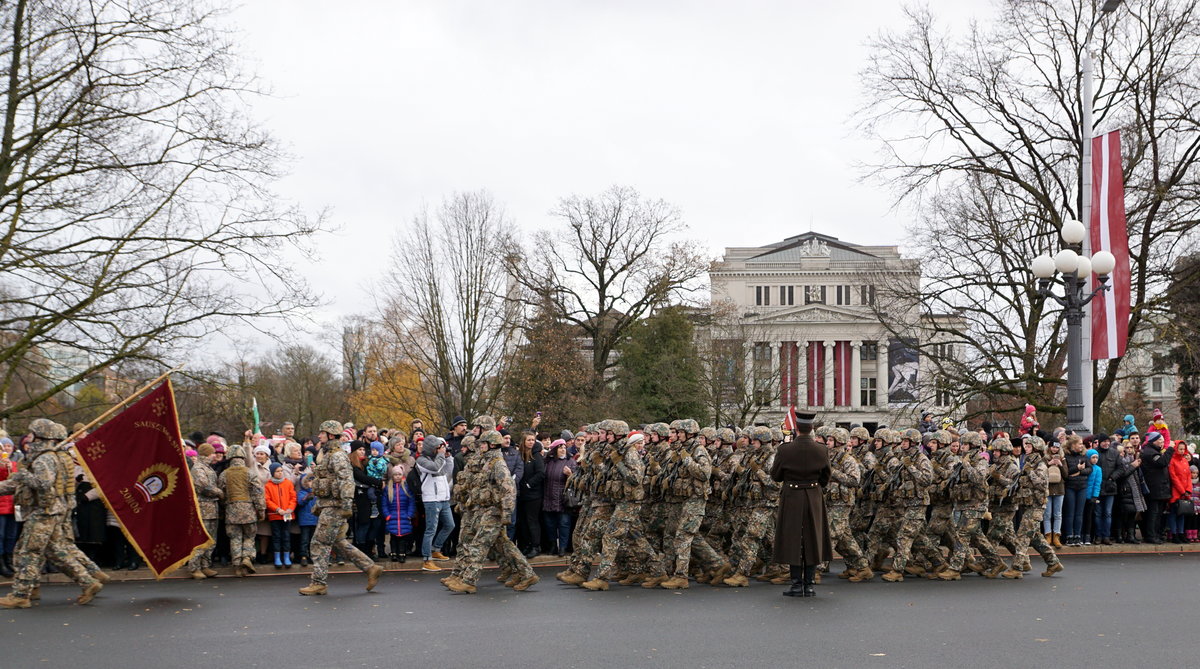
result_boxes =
[942,435,1004,578]
[725,429,780,583]
[849,431,883,551]
[187,455,223,574]
[1008,439,1062,577]
[590,436,664,582]
[304,433,377,588]
[218,447,266,572]
[564,432,614,579]
[824,429,869,575]
[0,421,99,607]
[872,431,933,578]
[456,444,529,587]
[986,442,1021,560]
[661,422,717,582]
[863,432,902,569]
[913,432,958,572]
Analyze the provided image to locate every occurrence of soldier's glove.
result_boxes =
[257,512,266,522]
[339,503,353,518]
[902,457,913,467]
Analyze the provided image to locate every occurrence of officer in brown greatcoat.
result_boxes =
[769,412,832,597]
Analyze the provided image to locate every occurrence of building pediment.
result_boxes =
[744,303,876,324]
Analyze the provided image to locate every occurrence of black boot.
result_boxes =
[803,566,817,597]
[783,565,804,597]
[0,555,12,578]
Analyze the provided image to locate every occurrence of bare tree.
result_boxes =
[0,0,322,421]
[858,0,1200,424]
[509,186,709,378]
[374,191,516,431]
[695,300,785,427]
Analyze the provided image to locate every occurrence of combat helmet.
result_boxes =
[680,419,700,435]
[319,419,343,437]
[479,430,504,446]
[960,431,982,450]
[610,420,630,437]
[990,437,1013,453]
[770,427,784,443]
[830,428,850,445]
[650,422,670,438]
[872,427,889,443]
[227,444,248,461]
[668,419,684,432]
[885,429,903,445]
[29,418,64,441]
[815,425,834,440]
[1026,436,1047,454]
[901,428,922,444]
[716,427,736,444]
[472,415,497,433]
[699,427,717,442]
[928,430,951,445]
[460,434,476,451]
[749,426,772,444]
[850,426,871,442]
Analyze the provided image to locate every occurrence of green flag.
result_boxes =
[251,397,260,435]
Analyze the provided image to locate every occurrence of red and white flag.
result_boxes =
[1089,130,1131,360]
[782,405,798,433]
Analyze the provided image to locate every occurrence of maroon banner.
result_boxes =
[75,379,211,578]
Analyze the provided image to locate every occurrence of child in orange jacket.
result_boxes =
[265,463,297,568]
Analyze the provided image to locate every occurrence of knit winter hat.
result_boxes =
[184,449,198,458]
[269,462,282,475]
[1085,448,1098,459]
[253,444,271,456]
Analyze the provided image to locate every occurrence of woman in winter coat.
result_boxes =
[1139,432,1174,544]
[516,434,545,558]
[1113,444,1145,543]
[1062,436,1092,546]
[384,464,417,561]
[541,440,574,556]
[1166,442,1193,543]
[1042,442,1067,547]
[350,441,384,557]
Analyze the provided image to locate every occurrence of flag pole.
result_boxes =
[63,365,185,443]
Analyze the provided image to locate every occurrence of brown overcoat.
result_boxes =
[769,433,833,565]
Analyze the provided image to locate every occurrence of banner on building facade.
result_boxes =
[887,338,919,405]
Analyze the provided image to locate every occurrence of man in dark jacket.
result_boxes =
[769,412,832,597]
[1094,434,1122,545]
[1139,433,1174,544]
[445,417,468,456]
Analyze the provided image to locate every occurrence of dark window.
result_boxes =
[860,377,877,406]
[860,342,878,361]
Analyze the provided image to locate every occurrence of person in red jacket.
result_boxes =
[1166,442,1193,543]
[1147,409,1172,448]
[265,463,298,568]
[0,441,16,578]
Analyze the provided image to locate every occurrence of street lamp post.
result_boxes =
[1081,0,1125,439]
[1032,220,1117,434]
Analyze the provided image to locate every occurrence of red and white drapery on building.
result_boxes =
[777,340,856,408]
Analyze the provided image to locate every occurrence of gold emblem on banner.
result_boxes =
[86,441,107,460]
[134,463,179,503]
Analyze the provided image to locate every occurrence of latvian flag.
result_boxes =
[1089,130,1131,360]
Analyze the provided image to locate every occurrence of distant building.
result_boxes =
[707,231,960,430]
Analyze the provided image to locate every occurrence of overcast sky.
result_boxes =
[227,0,993,354]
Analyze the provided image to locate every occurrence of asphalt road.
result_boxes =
[5,553,1196,669]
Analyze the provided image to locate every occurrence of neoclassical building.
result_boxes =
[709,231,951,430]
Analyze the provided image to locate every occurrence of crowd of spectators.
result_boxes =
[0,406,1196,579]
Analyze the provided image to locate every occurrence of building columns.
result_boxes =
[796,339,807,409]
[771,340,782,407]
[877,338,889,408]
[823,341,835,410]
[851,340,862,409]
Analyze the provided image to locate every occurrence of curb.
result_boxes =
[6,544,1197,586]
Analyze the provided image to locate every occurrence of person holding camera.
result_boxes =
[416,435,455,572]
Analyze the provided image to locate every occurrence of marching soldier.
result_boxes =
[939,432,1005,580]
[722,427,780,587]
[985,437,1020,578]
[1006,436,1064,578]
[824,428,872,582]
[0,419,102,608]
[299,420,383,595]
[872,428,933,582]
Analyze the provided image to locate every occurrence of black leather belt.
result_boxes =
[786,481,819,489]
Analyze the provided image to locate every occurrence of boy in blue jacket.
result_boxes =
[295,474,319,566]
